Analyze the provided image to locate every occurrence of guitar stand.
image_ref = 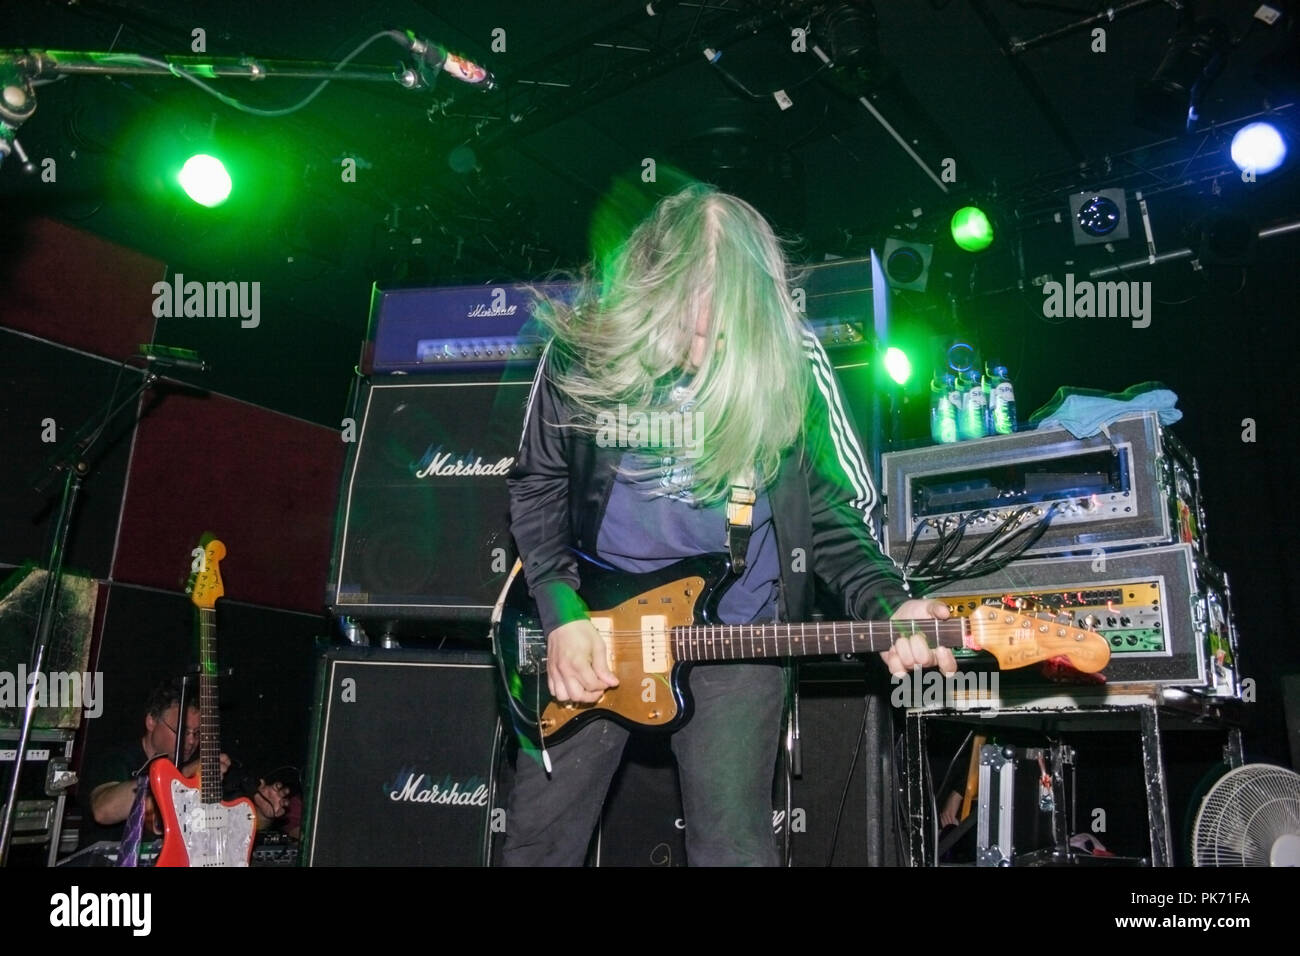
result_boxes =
[170,667,232,768]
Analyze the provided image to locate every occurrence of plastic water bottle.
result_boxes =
[957,370,988,440]
[930,373,958,444]
[985,364,1017,435]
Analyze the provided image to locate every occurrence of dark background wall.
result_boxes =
[2,0,1298,863]
[0,220,343,834]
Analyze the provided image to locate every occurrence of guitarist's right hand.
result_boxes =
[548,619,620,704]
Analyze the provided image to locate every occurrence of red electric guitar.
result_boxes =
[150,534,257,867]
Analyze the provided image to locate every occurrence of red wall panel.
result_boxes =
[1,218,160,358]
[113,390,345,613]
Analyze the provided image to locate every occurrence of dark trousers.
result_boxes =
[501,662,786,866]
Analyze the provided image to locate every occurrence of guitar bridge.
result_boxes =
[516,626,545,675]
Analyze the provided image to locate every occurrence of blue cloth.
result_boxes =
[596,451,779,625]
[1031,384,1181,439]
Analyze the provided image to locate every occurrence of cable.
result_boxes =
[901,514,929,572]
[824,692,870,866]
[93,30,407,118]
[942,507,1038,572]
[925,504,1055,587]
[70,357,137,463]
[910,509,988,578]
[953,505,1059,579]
[937,730,974,800]
[907,503,1060,588]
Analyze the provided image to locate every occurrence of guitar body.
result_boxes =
[149,759,256,867]
[496,554,734,746]
[150,534,259,867]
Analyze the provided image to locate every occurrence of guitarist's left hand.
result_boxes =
[883,599,958,677]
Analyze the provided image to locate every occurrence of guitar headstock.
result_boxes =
[185,533,226,609]
[968,604,1111,673]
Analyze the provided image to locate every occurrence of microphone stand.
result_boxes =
[0,34,493,169]
[0,367,181,864]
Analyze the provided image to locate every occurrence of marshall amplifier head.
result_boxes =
[365,281,575,375]
[881,411,1206,568]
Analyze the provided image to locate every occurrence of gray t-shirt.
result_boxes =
[595,450,779,624]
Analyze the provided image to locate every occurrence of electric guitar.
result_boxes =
[150,534,257,867]
[494,553,1112,745]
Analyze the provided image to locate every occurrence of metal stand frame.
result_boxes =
[0,729,75,865]
[903,687,1246,867]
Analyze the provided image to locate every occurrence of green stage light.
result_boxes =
[884,346,912,386]
[951,205,994,252]
[179,154,232,207]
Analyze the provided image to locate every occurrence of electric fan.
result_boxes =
[1192,764,1300,866]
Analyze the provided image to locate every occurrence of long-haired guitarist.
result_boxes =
[501,183,955,866]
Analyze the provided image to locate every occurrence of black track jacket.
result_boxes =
[508,329,912,638]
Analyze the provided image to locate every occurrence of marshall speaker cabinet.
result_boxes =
[328,375,533,624]
[301,648,504,866]
[327,282,572,626]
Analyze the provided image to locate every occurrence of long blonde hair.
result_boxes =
[536,184,811,503]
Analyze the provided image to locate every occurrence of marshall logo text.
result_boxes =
[415,452,514,479]
[467,302,519,317]
[467,287,520,318]
[388,771,490,807]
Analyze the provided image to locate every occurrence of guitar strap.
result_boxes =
[116,773,150,868]
[725,467,757,572]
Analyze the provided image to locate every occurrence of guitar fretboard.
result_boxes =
[198,606,221,804]
[671,618,971,662]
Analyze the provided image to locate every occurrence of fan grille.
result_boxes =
[1193,765,1300,867]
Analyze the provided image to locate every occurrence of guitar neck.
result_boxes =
[197,606,221,804]
[671,617,970,662]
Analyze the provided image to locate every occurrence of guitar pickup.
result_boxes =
[516,626,544,675]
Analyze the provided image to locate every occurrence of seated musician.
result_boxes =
[77,678,289,852]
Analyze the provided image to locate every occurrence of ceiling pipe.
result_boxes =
[1005,0,1173,55]
[1088,216,1300,277]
